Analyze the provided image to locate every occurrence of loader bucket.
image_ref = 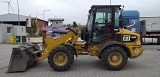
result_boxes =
[7,43,41,73]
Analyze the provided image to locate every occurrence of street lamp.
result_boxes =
[36,13,42,22]
[43,10,50,20]
[54,16,57,18]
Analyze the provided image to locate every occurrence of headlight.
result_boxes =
[135,48,140,54]
[136,41,141,45]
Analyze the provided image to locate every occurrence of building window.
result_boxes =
[56,22,58,24]
[59,22,62,24]
[7,27,12,33]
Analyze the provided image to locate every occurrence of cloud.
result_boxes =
[0,0,160,24]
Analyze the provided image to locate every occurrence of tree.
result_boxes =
[26,20,37,37]
[31,20,37,34]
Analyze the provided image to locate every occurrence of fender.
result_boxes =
[63,42,78,57]
[98,41,131,57]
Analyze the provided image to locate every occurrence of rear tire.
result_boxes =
[48,45,74,71]
[101,46,128,70]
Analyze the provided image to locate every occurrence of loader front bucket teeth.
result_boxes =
[7,43,41,73]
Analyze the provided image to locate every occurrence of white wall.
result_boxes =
[13,25,26,36]
[140,17,160,31]
[0,24,13,42]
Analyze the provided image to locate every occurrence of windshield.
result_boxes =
[94,8,112,27]
[94,7,120,28]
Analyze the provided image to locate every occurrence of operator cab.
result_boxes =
[81,5,123,43]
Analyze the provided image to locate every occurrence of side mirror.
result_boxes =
[81,27,89,42]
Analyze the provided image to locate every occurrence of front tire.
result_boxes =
[48,45,74,71]
[101,46,128,70]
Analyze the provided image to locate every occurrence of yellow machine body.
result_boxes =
[38,28,144,61]
[7,5,144,72]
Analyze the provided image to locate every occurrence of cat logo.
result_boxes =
[123,35,131,41]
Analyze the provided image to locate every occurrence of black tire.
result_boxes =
[48,45,74,71]
[101,46,128,71]
[157,37,160,45]
[65,45,75,64]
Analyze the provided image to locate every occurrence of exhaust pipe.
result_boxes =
[7,43,41,73]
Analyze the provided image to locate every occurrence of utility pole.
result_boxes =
[8,2,9,13]
[110,0,111,5]
[17,0,20,26]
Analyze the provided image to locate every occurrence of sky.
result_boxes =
[0,0,160,25]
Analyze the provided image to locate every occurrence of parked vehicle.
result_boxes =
[42,25,68,36]
[122,10,160,44]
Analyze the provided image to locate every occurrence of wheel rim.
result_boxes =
[53,52,68,66]
[108,52,123,66]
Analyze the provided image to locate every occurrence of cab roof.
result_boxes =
[89,5,121,13]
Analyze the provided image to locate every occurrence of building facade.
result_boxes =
[48,18,64,26]
[0,13,48,35]
[0,24,13,43]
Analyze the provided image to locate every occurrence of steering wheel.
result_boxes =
[94,24,101,31]
[96,25,101,29]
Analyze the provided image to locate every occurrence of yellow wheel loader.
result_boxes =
[7,5,144,72]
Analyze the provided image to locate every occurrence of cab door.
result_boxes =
[92,7,115,43]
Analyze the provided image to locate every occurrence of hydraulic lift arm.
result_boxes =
[38,31,77,61]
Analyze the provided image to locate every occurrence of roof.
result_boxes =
[48,18,64,21]
[0,13,47,22]
[0,23,13,26]
[122,10,140,19]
